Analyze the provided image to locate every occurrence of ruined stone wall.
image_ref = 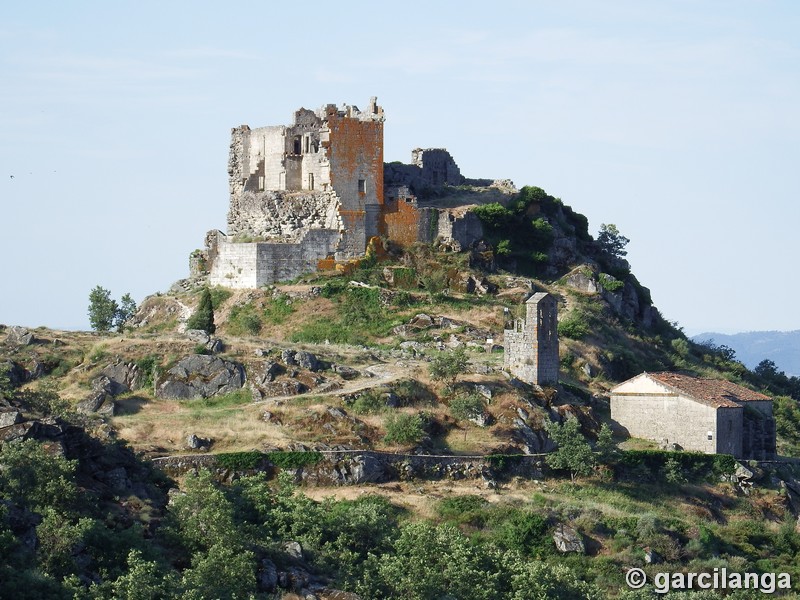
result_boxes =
[207,238,260,288]
[384,148,464,193]
[227,190,342,240]
[504,294,559,385]
[208,228,340,288]
[325,105,384,259]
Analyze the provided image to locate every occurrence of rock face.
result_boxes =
[155,355,245,400]
[5,326,35,346]
[76,390,115,416]
[553,524,585,554]
[0,408,22,427]
[99,361,143,395]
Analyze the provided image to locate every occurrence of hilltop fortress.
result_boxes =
[189,97,514,288]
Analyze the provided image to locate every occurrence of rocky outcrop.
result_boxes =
[155,355,245,400]
[99,361,143,395]
[553,524,585,554]
[5,326,35,346]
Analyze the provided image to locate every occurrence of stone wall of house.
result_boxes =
[611,391,723,455]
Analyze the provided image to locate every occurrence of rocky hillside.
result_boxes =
[3,182,800,599]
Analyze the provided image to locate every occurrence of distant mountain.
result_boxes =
[692,330,800,376]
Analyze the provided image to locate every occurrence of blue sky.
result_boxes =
[1,1,798,334]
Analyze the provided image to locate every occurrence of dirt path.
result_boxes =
[251,361,409,406]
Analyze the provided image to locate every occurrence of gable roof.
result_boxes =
[613,372,770,409]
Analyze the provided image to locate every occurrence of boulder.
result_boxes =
[513,418,556,454]
[184,329,210,344]
[1,360,26,387]
[252,361,282,385]
[207,338,224,354]
[332,364,359,380]
[6,326,35,346]
[99,361,143,395]
[282,540,304,559]
[409,313,435,329]
[296,351,320,371]
[0,408,22,428]
[564,268,598,294]
[553,524,585,554]
[644,547,662,564]
[186,433,212,450]
[155,355,245,400]
[281,349,298,366]
[258,559,279,592]
[77,390,116,416]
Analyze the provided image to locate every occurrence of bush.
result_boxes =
[263,295,294,324]
[351,390,386,415]
[598,273,624,293]
[428,348,468,391]
[471,203,513,230]
[227,303,262,335]
[558,311,590,340]
[384,413,424,445]
[265,451,323,468]
[495,239,512,256]
[216,452,265,470]
[208,287,232,309]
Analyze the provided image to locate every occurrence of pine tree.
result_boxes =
[187,288,215,334]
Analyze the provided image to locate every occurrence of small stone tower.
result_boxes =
[504,292,559,385]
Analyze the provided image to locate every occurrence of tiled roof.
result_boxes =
[648,372,770,409]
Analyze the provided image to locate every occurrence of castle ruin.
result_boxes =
[190,98,512,288]
[504,292,560,385]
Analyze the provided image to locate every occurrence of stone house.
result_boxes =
[610,372,776,460]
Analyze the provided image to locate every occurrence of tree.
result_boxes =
[596,223,630,259]
[429,348,469,393]
[449,393,486,441]
[115,293,137,332]
[594,423,619,465]
[186,287,215,334]
[88,285,119,332]
[545,418,595,481]
[88,286,136,332]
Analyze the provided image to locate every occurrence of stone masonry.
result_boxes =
[195,98,508,289]
[504,292,559,385]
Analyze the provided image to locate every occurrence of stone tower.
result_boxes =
[504,292,559,385]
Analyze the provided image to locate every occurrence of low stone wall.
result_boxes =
[151,450,545,485]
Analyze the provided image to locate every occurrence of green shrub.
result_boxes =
[496,240,512,256]
[134,354,160,389]
[193,344,210,355]
[598,273,624,293]
[351,390,386,415]
[558,311,590,340]
[384,413,424,445]
[208,287,232,310]
[486,453,524,474]
[227,303,262,336]
[216,452,265,470]
[436,495,488,526]
[266,451,323,468]
[618,450,736,481]
[263,295,294,324]
[471,203,513,230]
